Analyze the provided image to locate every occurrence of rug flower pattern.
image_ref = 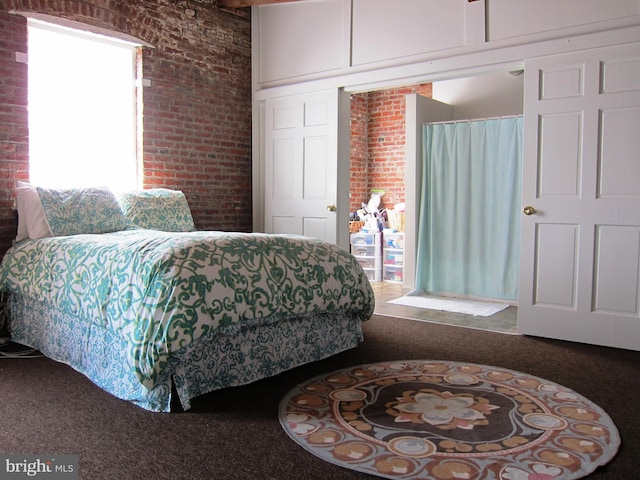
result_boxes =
[389,390,497,428]
[280,361,620,479]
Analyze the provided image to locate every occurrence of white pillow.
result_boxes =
[15,181,52,241]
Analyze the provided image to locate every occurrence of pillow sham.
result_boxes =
[36,186,129,237]
[118,188,195,232]
[15,181,53,241]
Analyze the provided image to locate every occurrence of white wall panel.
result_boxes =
[258,0,349,83]
[254,0,640,90]
[351,0,466,66]
[487,0,640,42]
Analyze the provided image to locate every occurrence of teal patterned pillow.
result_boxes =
[118,189,195,232]
[36,187,129,237]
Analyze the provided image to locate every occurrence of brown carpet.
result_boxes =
[0,314,638,479]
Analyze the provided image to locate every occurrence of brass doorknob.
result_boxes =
[326,204,337,212]
[523,206,536,216]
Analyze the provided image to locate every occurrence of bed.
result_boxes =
[0,185,375,412]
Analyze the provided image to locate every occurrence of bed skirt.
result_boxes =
[8,294,364,412]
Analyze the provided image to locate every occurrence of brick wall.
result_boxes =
[0,10,28,253]
[349,93,368,215]
[0,0,252,254]
[349,84,432,214]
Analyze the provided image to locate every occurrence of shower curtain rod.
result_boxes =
[426,114,523,126]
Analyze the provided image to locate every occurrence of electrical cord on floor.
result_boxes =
[0,336,42,359]
[0,344,42,359]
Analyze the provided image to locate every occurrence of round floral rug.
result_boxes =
[279,360,620,479]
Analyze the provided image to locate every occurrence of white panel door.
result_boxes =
[518,42,640,351]
[264,89,350,248]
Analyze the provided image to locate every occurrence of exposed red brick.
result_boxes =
[349,84,432,214]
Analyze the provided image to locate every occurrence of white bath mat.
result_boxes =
[388,294,509,317]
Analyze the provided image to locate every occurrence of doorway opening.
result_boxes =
[348,70,524,319]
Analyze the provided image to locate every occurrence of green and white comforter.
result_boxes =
[0,230,374,391]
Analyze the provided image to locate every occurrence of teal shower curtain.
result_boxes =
[415,116,523,301]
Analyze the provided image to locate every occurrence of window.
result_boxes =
[27,19,140,192]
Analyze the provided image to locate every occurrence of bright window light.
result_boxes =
[27,19,140,192]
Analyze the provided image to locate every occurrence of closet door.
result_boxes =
[263,89,351,248]
[518,42,640,351]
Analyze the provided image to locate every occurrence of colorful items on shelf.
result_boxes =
[383,232,404,283]
[350,232,381,282]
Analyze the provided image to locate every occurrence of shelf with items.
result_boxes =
[350,231,381,247]
[383,248,403,266]
[350,232,382,282]
[383,264,404,283]
[382,231,404,283]
[351,244,378,258]
[383,232,404,249]
[353,260,382,281]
